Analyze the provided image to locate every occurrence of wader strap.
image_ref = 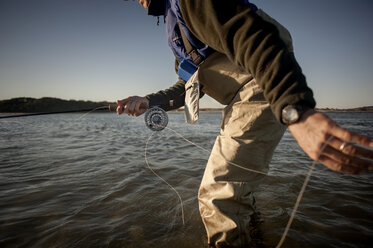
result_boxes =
[178,22,204,66]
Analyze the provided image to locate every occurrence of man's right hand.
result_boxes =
[289,109,373,175]
[116,96,149,117]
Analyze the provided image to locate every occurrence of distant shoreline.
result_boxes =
[0,97,372,113]
[173,107,373,113]
[171,109,373,113]
[316,107,373,113]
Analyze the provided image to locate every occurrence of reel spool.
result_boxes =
[144,106,168,131]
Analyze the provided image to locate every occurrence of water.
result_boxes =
[0,111,372,248]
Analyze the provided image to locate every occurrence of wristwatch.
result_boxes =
[281,105,311,125]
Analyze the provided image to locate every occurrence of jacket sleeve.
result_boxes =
[180,0,316,122]
[145,59,186,111]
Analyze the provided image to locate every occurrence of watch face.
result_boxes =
[288,108,299,122]
[282,105,312,125]
[283,106,299,124]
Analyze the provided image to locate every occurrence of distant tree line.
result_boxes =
[0,97,372,113]
[0,97,114,113]
[317,106,373,112]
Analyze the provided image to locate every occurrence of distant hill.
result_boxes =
[0,97,114,113]
[0,97,372,113]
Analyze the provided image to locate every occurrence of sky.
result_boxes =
[0,0,372,108]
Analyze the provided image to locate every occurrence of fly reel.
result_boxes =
[144,106,168,131]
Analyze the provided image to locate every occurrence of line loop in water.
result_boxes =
[145,131,185,225]
[145,124,333,247]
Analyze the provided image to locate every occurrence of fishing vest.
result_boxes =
[165,0,260,105]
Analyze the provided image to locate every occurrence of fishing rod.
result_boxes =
[0,106,110,119]
[0,104,169,131]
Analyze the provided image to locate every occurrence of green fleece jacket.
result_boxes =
[146,0,316,123]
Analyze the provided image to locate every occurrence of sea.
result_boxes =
[0,111,372,248]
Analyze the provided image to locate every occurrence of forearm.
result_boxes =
[145,78,186,111]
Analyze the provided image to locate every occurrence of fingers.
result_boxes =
[126,100,138,116]
[319,144,373,174]
[330,124,373,148]
[318,154,364,175]
[116,98,130,106]
[116,96,149,116]
[327,138,373,160]
[116,99,128,115]
[116,105,124,115]
[323,127,373,174]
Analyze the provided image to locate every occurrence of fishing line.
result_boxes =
[73,106,109,121]
[62,106,110,130]
[145,132,185,225]
[1,105,333,246]
[275,136,333,248]
[143,124,268,227]
[143,111,333,247]
[165,126,267,175]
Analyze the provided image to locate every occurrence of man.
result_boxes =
[118,0,373,247]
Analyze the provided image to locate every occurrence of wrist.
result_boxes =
[281,104,313,125]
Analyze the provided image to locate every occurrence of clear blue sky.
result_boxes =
[0,0,372,108]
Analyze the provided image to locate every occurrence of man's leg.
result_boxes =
[198,79,286,247]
